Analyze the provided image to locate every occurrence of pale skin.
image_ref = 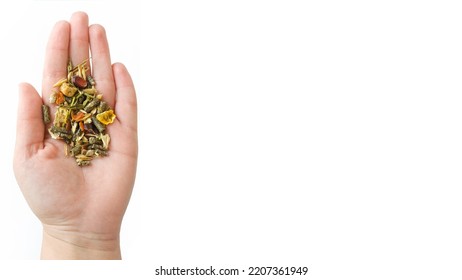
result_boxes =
[13,12,137,259]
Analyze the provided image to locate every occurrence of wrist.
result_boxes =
[41,226,121,260]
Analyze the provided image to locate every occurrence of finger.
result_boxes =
[113,63,137,132]
[69,11,90,71]
[42,20,70,104]
[15,83,45,159]
[89,24,115,108]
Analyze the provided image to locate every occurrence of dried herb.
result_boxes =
[47,59,116,166]
[42,104,50,124]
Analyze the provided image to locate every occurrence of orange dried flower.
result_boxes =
[55,92,65,105]
[72,111,86,122]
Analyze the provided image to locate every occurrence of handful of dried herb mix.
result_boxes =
[43,59,116,166]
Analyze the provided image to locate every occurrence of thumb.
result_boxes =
[15,83,46,160]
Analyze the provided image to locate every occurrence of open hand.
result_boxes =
[13,12,137,259]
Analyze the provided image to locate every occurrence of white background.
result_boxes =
[0,0,462,279]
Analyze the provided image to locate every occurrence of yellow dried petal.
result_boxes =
[96,110,116,125]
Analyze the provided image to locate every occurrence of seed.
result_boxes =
[72,75,87,89]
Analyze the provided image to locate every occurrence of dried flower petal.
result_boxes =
[96,110,116,125]
[55,91,65,105]
[71,111,87,122]
[77,123,83,133]
[60,82,78,97]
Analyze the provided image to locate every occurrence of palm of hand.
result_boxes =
[13,12,137,247]
[17,123,136,238]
